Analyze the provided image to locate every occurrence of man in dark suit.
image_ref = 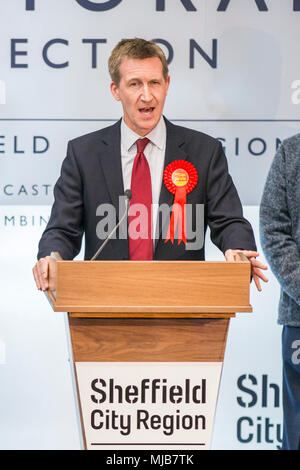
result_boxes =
[33,38,267,292]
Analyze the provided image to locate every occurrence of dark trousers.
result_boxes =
[282,326,300,450]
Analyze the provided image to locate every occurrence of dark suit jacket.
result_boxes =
[38,117,256,260]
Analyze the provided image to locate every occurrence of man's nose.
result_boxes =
[141,85,152,102]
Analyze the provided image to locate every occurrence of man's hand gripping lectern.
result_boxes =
[46,257,252,450]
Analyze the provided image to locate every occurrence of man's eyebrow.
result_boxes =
[127,77,141,82]
[126,77,162,82]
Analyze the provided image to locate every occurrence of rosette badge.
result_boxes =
[163,160,198,245]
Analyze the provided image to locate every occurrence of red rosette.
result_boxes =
[163,160,198,245]
[163,160,198,195]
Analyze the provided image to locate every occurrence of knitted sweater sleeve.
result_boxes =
[259,142,300,306]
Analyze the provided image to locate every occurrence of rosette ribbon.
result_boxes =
[163,160,198,245]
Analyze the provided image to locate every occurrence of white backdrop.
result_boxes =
[0,0,297,449]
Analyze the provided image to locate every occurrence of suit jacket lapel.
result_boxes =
[98,119,124,215]
[96,119,129,257]
[155,118,188,249]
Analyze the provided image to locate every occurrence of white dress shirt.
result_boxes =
[120,116,166,242]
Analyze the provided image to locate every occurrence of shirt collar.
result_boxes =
[121,116,166,152]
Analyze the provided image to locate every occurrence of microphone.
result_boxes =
[90,190,132,260]
[124,189,132,201]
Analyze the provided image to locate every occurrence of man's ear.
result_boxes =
[110,81,120,101]
[166,75,170,93]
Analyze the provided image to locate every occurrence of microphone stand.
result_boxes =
[90,190,132,261]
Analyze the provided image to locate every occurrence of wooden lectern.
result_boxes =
[46,257,251,450]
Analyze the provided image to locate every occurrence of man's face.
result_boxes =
[110,56,170,136]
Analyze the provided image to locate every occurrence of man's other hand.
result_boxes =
[225,249,268,292]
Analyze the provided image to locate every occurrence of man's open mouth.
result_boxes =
[139,107,155,115]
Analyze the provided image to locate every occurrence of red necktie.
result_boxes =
[129,138,153,260]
